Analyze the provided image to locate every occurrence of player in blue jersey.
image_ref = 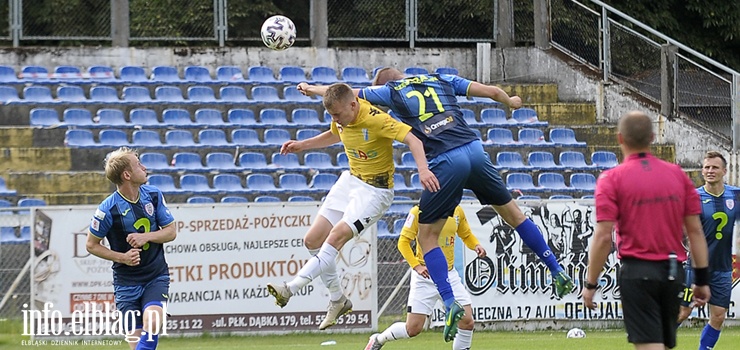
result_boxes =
[677,151,738,350]
[86,147,176,350]
[298,68,574,342]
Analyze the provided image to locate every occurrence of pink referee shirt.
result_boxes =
[595,152,701,262]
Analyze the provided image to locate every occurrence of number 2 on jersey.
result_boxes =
[133,217,151,250]
[406,87,444,121]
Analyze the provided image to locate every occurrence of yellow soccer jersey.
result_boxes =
[399,205,479,271]
[330,98,411,189]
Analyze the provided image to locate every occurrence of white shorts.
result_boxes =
[317,171,393,236]
[407,268,472,315]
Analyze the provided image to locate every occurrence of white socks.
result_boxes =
[377,322,410,344]
[287,243,339,295]
[308,247,344,302]
[453,329,473,350]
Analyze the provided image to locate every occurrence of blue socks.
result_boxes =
[515,219,561,275]
[699,324,720,350]
[424,247,455,308]
[136,332,158,350]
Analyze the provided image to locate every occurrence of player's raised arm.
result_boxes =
[298,82,360,97]
[467,81,522,109]
[280,130,341,155]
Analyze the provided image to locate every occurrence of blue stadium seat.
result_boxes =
[65,129,96,147]
[538,173,574,192]
[18,198,46,207]
[570,173,597,192]
[0,178,16,196]
[496,152,530,171]
[255,196,281,202]
[155,86,185,102]
[279,174,309,191]
[165,130,196,147]
[247,174,278,191]
[188,86,217,102]
[57,86,87,102]
[0,65,17,82]
[252,86,281,103]
[220,86,249,103]
[549,195,573,200]
[54,65,80,74]
[54,66,82,81]
[120,66,148,83]
[288,196,315,202]
[284,86,316,103]
[184,66,213,83]
[232,129,262,146]
[195,109,225,127]
[376,220,392,238]
[393,219,407,235]
[559,151,594,170]
[517,195,541,200]
[393,174,412,193]
[404,67,428,75]
[310,173,338,190]
[0,86,20,102]
[398,151,415,170]
[435,67,459,75]
[506,173,541,192]
[227,109,257,126]
[97,109,127,127]
[271,153,302,170]
[511,108,548,127]
[221,196,248,203]
[213,174,246,192]
[24,86,54,102]
[21,66,49,81]
[341,67,370,85]
[216,66,244,82]
[151,66,180,82]
[487,128,517,145]
[88,65,115,81]
[591,151,618,169]
[518,128,551,147]
[239,152,268,169]
[1,227,25,243]
[89,86,120,102]
[549,128,587,147]
[527,152,561,171]
[292,109,322,126]
[140,152,170,171]
[122,86,153,102]
[98,129,129,146]
[63,108,94,126]
[410,173,422,189]
[199,129,230,146]
[162,109,193,126]
[206,152,237,170]
[279,66,306,83]
[30,108,60,127]
[147,174,180,193]
[180,174,214,194]
[461,109,480,126]
[133,130,163,148]
[129,108,160,127]
[311,66,339,84]
[264,129,291,146]
[304,152,333,169]
[336,153,349,168]
[480,108,510,125]
[260,108,289,125]
[173,153,205,171]
[247,66,277,83]
[187,196,215,204]
[582,195,595,199]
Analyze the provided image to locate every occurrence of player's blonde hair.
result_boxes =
[104,146,138,186]
[372,67,404,86]
[323,83,355,110]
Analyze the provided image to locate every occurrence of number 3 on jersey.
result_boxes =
[406,87,444,121]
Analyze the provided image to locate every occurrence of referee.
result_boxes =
[582,111,710,350]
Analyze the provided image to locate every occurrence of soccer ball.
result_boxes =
[260,15,296,51]
[566,328,586,338]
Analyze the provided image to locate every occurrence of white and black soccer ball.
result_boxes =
[566,327,586,338]
[260,15,296,51]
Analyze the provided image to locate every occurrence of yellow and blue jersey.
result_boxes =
[697,185,740,272]
[358,74,479,159]
[90,185,174,285]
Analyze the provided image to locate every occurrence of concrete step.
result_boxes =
[573,125,617,146]
[25,193,112,206]
[586,144,676,164]
[7,171,113,194]
[532,103,596,125]
[0,147,72,174]
[500,84,559,104]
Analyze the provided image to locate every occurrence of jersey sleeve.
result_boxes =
[330,121,339,136]
[455,207,480,250]
[358,85,393,106]
[379,113,412,143]
[595,170,618,222]
[397,235,420,268]
[438,74,473,96]
[155,190,175,227]
[89,205,112,239]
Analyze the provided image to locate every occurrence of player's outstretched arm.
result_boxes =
[281,131,340,155]
[402,132,439,192]
[297,82,360,97]
[467,81,522,109]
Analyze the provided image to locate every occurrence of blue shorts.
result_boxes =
[419,140,511,224]
[114,274,170,331]
[681,266,732,308]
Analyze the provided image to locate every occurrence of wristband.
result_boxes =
[693,267,709,286]
[584,281,599,290]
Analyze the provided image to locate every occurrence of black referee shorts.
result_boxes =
[619,258,684,349]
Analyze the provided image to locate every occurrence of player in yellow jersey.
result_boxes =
[365,205,485,350]
[267,83,439,330]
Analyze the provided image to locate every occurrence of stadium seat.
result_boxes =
[393,174,412,193]
[279,66,306,83]
[0,178,16,196]
[255,196,281,202]
[239,152,268,169]
[517,195,541,200]
[151,66,180,82]
[336,153,349,168]
[140,152,170,171]
[188,86,217,102]
[155,86,185,102]
[559,151,594,170]
[165,130,196,147]
[133,130,163,148]
[311,66,339,84]
[247,66,277,83]
[251,86,281,103]
[283,86,316,103]
[410,173,422,189]
[279,174,309,191]
[292,109,322,126]
[120,66,148,83]
[310,173,338,190]
[88,65,115,80]
[30,108,60,127]
[24,86,54,102]
[98,129,129,146]
[487,128,517,145]
[194,109,225,127]
[89,86,120,102]
[97,109,127,127]
[180,174,214,194]
[582,195,595,199]
[404,67,428,75]
[122,86,153,102]
[549,195,573,200]
[220,86,249,103]
[518,128,551,147]
[296,129,321,141]
[21,66,49,80]
[304,152,334,169]
[496,152,530,171]
[63,108,94,126]
[341,67,370,85]
[184,66,213,83]
[0,226,28,243]
[187,196,215,204]
[0,86,20,102]
[57,86,87,102]
[213,174,246,192]
[227,109,257,126]
[260,108,289,125]
[216,66,244,82]
[461,109,480,126]
[393,219,406,235]
[247,174,279,191]
[54,65,80,77]
[162,109,193,126]
[435,67,458,75]
[0,65,17,82]
[232,129,262,146]
[271,153,302,170]
[65,129,96,147]
[506,173,540,191]
[549,128,587,147]
[376,220,392,238]
[288,196,315,202]
[527,152,561,170]
[198,129,230,146]
[147,174,180,193]
[511,108,547,126]
[206,152,237,170]
[172,152,204,171]
[480,108,510,125]
[591,151,618,169]
[18,198,46,207]
[570,173,597,191]
[129,108,160,127]
[264,129,291,146]
[538,173,573,192]
[221,196,248,203]
[398,151,416,170]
